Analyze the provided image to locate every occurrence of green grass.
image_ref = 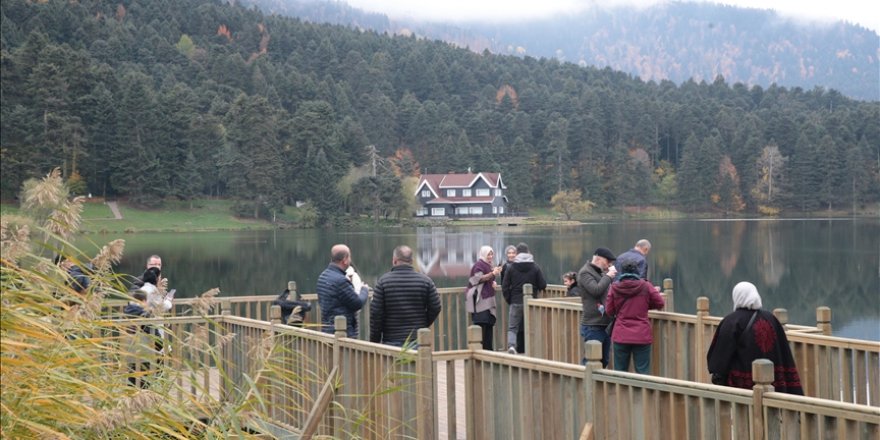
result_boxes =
[79,199,274,233]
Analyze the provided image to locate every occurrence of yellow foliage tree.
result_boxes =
[550,189,595,220]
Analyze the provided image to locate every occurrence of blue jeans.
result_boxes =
[580,325,610,367]
[613,343,652,373]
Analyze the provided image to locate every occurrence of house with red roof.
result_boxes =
[414,172,508,217]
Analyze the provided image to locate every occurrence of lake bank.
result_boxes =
[2,199,877,234]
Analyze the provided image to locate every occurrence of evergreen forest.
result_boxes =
[2,0,878,223]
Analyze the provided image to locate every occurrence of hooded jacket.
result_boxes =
[605,277,665,344]
[501,253,547,305]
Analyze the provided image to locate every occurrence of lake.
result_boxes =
[91,218,880,341]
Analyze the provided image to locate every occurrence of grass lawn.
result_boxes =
[80,199,274,233]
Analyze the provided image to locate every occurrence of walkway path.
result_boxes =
[106,201,123,220]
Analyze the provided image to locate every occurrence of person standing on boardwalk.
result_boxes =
[317,244,369,337]
[605,259,665,373]
[130,255,172,314]
[615,239,651,280]
[576,247,618,367]
[498,245,517,289]
[466,246,502,350]
[501,242,547,354]
[707,282,803,394]
[370,245,442,347]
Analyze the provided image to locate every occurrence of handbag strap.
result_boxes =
[739,310,759,344]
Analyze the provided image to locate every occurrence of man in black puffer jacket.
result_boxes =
[370,245,442,347]
[501,242,547,354]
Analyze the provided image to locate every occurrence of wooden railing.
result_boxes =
[111,279,878,408]
[116,314,879,439]
[525,294,880,407]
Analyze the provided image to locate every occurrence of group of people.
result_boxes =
[467,238,803,394]
[123,255,174,387]
[118,240,802,395]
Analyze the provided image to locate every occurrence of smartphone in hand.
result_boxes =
[166,289,176,300]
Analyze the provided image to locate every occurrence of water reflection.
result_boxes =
[99,219,879,341]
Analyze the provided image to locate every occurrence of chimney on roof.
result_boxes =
[467,167,472,174]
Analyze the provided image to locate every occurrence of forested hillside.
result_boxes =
[248,0,880,101]
[1,0,878,223]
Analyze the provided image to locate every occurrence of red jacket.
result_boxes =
[605,278,665,345]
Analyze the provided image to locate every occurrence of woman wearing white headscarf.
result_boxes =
[466,246,502,350]
[706,282,803,394]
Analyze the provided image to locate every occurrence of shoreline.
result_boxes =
[2,200,877,234]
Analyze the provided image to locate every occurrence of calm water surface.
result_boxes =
[93,219,879,341]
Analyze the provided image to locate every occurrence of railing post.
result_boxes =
[583,341,603,432]
[751,359,775,440]
[695,297,710,383]
[816,306,832,335]
[523,283,533,356]
[328,316,346,439]
[219,299,231,402]
[416,328,435,440]
[663,278,674,312]
[287,280,297,300]
[773,308,788,330]
[467,325,483,351]
[270,304,282,326]
[466,325,481,439]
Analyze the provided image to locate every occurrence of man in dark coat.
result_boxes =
[370,245,441,346]
[577,247,618,367]
[316,244,369,337]
[501,242,547,354]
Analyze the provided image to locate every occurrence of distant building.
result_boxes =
[414,172,508,217]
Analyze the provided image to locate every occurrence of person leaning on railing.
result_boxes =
[706,281,803,395]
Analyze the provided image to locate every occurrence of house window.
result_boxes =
[446,189,456,197]
[493,206,497,214]
[469,207,483,215]
[431,207,445,216]
[495,189,502,196]
[475,189,490,197]
[421,190,431,198]
[462,189,472,197]
[456,207,469,215]
[416,208,428,216]
[499,206,504,214]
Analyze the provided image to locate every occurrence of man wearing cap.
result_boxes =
[576,247,618,367]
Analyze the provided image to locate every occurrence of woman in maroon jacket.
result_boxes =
[605,259,665,373]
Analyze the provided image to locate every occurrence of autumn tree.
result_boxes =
[550,189,595,220]
[751,145,787,210]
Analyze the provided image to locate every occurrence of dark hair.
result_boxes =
[142,266,161,285]
[563,271,577,283]
[515,242,529,254]
[620,259,640,275]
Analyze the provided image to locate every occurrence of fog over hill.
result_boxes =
[248,0,879,101]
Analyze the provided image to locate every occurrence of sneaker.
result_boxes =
[507,346,517,355]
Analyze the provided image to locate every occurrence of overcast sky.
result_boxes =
[343,0,880,33]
